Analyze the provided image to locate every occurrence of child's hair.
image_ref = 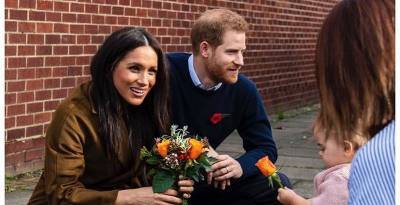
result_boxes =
[313,119,367,152]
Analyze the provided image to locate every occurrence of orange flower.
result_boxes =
[156,139,170,158]
[188,139,204,159]
[255,156,277,176]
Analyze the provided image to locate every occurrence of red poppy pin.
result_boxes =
[209,113,231,125]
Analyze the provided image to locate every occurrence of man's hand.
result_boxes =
[206,147,243,190]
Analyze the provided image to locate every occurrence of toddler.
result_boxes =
[277,123,365,205]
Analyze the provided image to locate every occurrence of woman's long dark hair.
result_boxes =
[315,0,394,143]
[90,27,170,162]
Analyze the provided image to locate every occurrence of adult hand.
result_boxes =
[177,176,194,199]
[207,154,243,190]
[115,185,191,205]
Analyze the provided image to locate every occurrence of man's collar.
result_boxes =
[188,54,222,91]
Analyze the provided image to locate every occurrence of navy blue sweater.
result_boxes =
[166,53,277,178]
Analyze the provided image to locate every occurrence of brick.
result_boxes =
[44,100,60,111]
[26,126,44,138]
[61,56,76,66]
[29,10,45,21]
[54,1,69,12]
[77,14,91,23]
[44,78,60,89]
[35,90,51,101]
[54,46,68,55]
[27,102,44,114]
[53,89,68,99]
[10,9,28,20]
[5,93,17,104]
[20,0,37,9]
[71,3,84,12]
[67,66,82,76]
[70,24,84,34]
[5,117,16,130]
[92,15,105,24]
[27,57,44,67]
[45,34,60,44]
[17,114,34,126]
[5,69,17,80]
[84,25,98,34]
[18,22,35,32]
[54,23,69,33]
[112,6,124,15]
[99,5,111,14]
[91,35,104,44]
[61,78,76,87]
[44,57,61,66]
[53,67,68,77]
[8,57,27,68]
[36,22,53,33]
[26,79,44,90]
[36,46,52,55]
[17,92,34,103]
[61,35,76,44]
[6,104,25,117]
[8,33,27,44]
[117,17,129,25]
[17,46,35,56]
[46,12,61,21]
[17,68,35,80]
[85,4,98,13]
[36,67,52,78]
[62,13,77,23]
[5,45,16,56]
[5,0,18,8]
[28,34,44,44]
[34,112,52,124]
[5,21,17,32]
[84,45,97,54]
[76,56,90,65]
[37,0,53,10]
[69,46,83,55]
[120,0,130,6]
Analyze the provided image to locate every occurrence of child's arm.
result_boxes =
[278,187,311,205]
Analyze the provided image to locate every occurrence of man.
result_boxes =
[166,9,291,205]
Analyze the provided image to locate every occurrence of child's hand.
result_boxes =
[277,187,298,205]
[277,187,310,205]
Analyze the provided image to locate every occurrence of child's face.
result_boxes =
[314,133,352,168]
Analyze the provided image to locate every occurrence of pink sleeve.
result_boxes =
[310,174,348,205]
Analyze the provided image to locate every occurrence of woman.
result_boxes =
[313,0,394,204]
[28,27,193,205]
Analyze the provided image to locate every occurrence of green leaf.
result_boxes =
[146,155,160,165]
[152,170,176,193]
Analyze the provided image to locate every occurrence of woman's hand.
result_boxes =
[177,176,194,199]
[115,186,183,205]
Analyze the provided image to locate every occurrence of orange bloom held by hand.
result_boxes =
[188,139,204,159]
[256,156,277,176]
[156,139,170,158]
[256,156,283,188]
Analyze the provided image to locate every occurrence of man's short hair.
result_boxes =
[191,9,249,54]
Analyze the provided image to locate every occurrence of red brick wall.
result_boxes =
[5,0,339,175]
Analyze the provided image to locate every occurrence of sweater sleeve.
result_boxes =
[236,82,277,178]
[310,174,348,205]
[44,107,118,205]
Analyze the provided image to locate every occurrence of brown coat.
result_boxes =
[28,82,148,205]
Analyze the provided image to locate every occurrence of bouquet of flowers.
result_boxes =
[255,156,283,188]
[140,125,216,205]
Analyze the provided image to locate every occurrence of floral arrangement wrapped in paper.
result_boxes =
[140,125,216,205]
[256,156,283,188]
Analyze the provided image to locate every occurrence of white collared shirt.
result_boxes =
[188,54,222,91]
